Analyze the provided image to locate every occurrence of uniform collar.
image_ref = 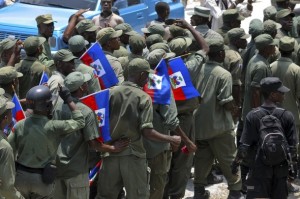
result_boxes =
[122,81,142,89]
[24,56,38,61]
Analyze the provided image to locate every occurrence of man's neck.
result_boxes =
[101,10,112,18]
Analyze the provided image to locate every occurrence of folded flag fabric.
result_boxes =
[39,71,49,85]
[167,57,200,101]
[80,43,119,89]
[80,89,111,142]
[143,59,171,105]
[89,160,102,186]
[12,93,26,123]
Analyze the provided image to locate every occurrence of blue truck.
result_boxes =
[0,0,184,53]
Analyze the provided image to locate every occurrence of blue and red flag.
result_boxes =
[89,160,102,186]
[143,59,171,105]
[80,43,119,89]
[12,94,26,123]
[80,89,111,142]
[39,71,49,85]
[167,57,200,101]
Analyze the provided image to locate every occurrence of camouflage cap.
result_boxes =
[53,49,77,62]
[128,58,152,74]
[227,28,250,42]
[68,35,89,53]
[249,19,264,37]
[0,38,17,54]
[169,25,188,38]
[129,35,146,52]
[141,24,165,37]
[254,34,276,49]
[263,6,277,21]
[149,42,171,52]
[76,19,98,34]
[0,97,15,115]
[187,6,210,18]
[96,27,123,45]
[206,38,224,53]
[222,9,244,22]
[35,14,56,25]
[168,37,192,55]
[279,36,295,52]
[0,66,23,84]
[146,34,164,48]
[64,71,91,92]
[147,49,175,67]
[276,9,295,21]
[263,20,282,33]
[24,36,46,55]
[114,23,133,34]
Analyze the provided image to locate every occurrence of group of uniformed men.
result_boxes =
[1,0,300,199]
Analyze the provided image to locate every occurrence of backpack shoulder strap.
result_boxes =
[271,107,286,120]
[253,107,269,120]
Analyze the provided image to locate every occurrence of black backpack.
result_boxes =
[254,107,289,166]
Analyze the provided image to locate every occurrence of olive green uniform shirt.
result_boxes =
[195,24,223,40]
[113,45,129,58]
[0,132,24,199]
[107,81,153,158]
[8,110,85,168]
[118,53,145,80]
[194,60,234,140]
[103,50,124,84]
[216,25,231,45]
[271,57,300,125]
[38,35,55,72]
[224,44,242,86]
[53,99,99,178]
[242,53,272,120]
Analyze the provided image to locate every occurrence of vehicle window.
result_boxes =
[19,0,98,10]
[113,0,141,9]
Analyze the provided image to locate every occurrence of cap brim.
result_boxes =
[6,101,15,109]
[17,72,23,77]
[141,27,150,34]
[63,55,77,62]
[278,85,290,93]
[241,34,251,39]
[43,20,57,24]
[275,22,282,29]
[86,26,98,32]
[84,40,89,46]
[111,30,123,38]
[237,15,245,21]
[164,52,176,59]
[0,88,4,95]
[83,73,92,82]
[125,30,139,36]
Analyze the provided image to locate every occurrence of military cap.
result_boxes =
[24,36,46,55]
[187,6,210,18]
[0,66,23,84]
[35,14,56,25]
[149,42,171,52]
[263,20,282,33]
[168,37,192,55]
[0,97,15,115]
[146,34,164,48]
[222,9,244,22]
[141,24,165,37]
[53,49,77,62]
[128,58,152,74]
[76,19,98,34]
[263,6,277,21]
[68,35,89,53]
[96,27,122,45]
[206,38,224,53]
[0,38,17,55]
[260,77,289,93]
[147,49,175,67]
[227,28,250,42]
[276,9,295,20]
[169,25,188,38]
[279,36,295,52]
[254,34,276,50]
[114,23,133,34]
[129,35,146,51]
[249,19,264,37]
[64,72,91,92]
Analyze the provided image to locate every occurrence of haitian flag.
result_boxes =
[143,59,171,105]
[89,160,102,186]
[80,43,119,89]
[80,89,111,142]
[12,94,26,123]
[167,57,200,101]
[39,71,49,85]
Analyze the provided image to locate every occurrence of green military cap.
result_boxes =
[53,49,77,62]
[76,19,98,34]
[187,6,210,18]
[254,34,276,50]
[68,35,89,53]
[96,27,123,45]
[279,36,295,52]
[147,49,175,67]
[128,58,152,74]
[24,36,46,55]
[114,23,133,34]
[141,24,165,37]
[146,34,164,48]
[149,42,171,52]
[0,66,23,84]
[206,38,224,53]
[249,19,264,37]
[0,97,15,115]
[276,9,295,20]
[263,6,277,21]
[227,28,250,42]
[169,25,188,38]
[263,20,282,32]
[35,14,56,25]
[168,37,192,55]
[129,35,146,51]
[0,38,17,54]
[64,71,91,92]
[222,9,244,22]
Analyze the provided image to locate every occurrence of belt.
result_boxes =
[16,163,43,174]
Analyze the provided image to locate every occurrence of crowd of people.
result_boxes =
[1,0,300,199]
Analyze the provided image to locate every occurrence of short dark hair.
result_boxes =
[155,2,169,15]
[261,89,272,99]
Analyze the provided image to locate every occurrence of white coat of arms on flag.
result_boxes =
[95,108,105,127]
[91,59,106,77]
[148,74,163,90]
[169,71,186,89]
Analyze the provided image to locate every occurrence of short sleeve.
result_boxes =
[217,71,234,105]
[139,95,154,130]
